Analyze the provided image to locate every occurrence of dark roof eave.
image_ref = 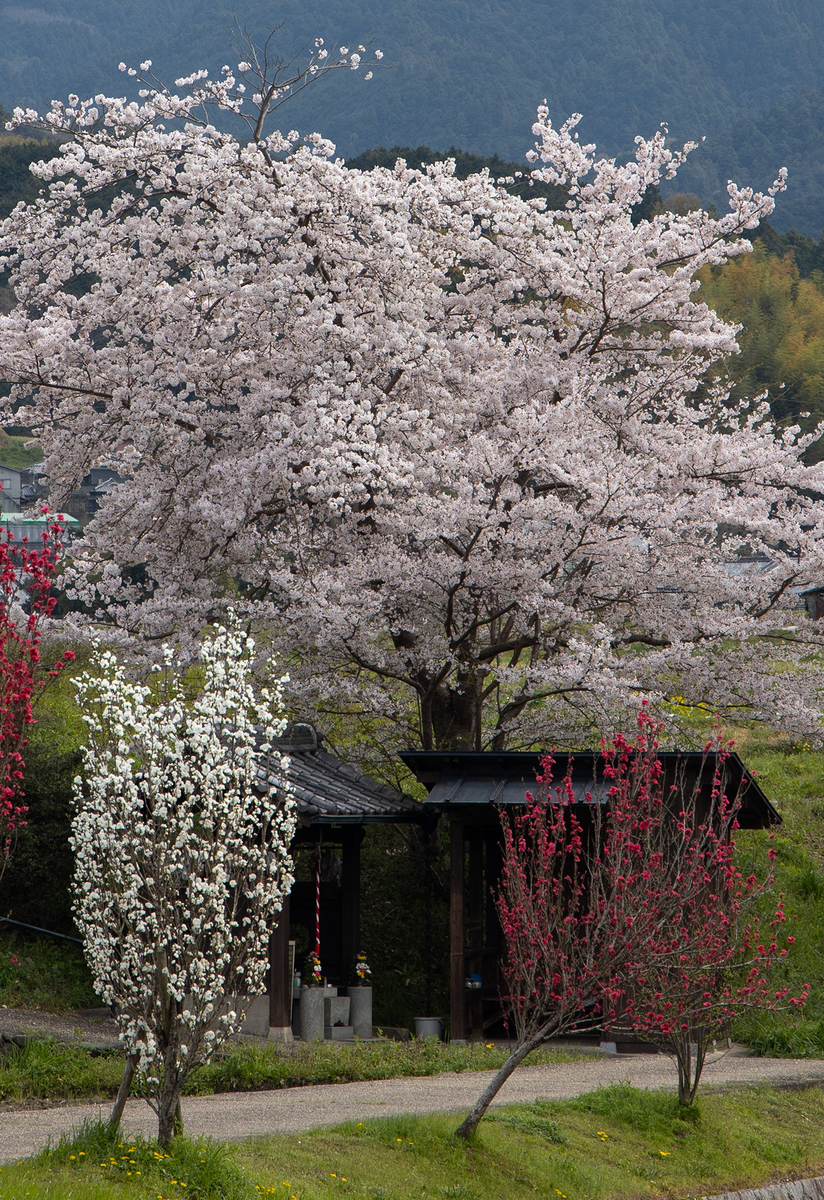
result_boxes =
[302,811,428,826]
[399,749,781,828]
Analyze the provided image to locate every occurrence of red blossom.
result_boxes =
[0,518,65,878]
[497,707,806,1109]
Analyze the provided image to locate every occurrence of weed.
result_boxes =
[490,1099,569,1143]
[191,1037,588,1096]
[41,1119,255,1199]
[564,1082,702,1132]
[0,1037,122,1101]
[0,932,96,1011]
[0,1033,590,1105]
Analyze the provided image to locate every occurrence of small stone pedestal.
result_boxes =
[349,986,373,1039]
[299,986,326,1042]
[323,994,352,1039]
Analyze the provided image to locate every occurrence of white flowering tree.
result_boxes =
[71,622,295,1145]
[4,41,824,752]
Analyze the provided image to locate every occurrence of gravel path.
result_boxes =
[3,1050,824,1162]
[0,1006,117,1046]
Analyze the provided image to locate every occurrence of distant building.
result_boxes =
[801,587,824,620]
[0,511,79,544]
[0,462,49,511]
[64,467,124,526]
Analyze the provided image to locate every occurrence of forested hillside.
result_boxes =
[678,88,824,239]
[2,0,824,231]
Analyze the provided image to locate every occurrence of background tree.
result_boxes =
[71,622,295,1145]
[4,57,824,758]
[698,246,824,452]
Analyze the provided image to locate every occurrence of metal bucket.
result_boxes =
[414,1016,444,1041]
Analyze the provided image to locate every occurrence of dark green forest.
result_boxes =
[3,0,824,231]
[677,87,824,240]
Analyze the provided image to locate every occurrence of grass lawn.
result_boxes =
[0,1037,590,1105]
[727,740,824,1055]
[3,1083,824,1200]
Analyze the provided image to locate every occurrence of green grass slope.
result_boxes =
[8,1085,824,1200]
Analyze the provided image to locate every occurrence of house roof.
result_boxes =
[399,749,781,830]
[0,512,79,526]
[264,724,423,826]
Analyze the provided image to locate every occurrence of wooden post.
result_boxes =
[269,893,292,1038]
[341,826,364,985]
[450,819,465,1042]
[484,833,502,954]
[467,834,484,1037]
[484,833,502,998]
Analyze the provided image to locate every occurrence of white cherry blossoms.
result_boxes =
[4,59,824,754]
[71,622,295,1103]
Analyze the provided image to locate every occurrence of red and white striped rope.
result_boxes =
[314,857,321,959]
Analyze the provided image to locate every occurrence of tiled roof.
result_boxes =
[424,776,609,806]
[263,725,423,825]
[400,749,781,830]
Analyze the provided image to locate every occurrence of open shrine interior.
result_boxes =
[266,730,782,1043]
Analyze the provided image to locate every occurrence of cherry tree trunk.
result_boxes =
[157,1050,184,1147]
[108,1054,136,1130]
[455,1031,546,1139]
[674,1033,707,1106]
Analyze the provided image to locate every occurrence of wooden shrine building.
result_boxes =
[400,750,782,1043]
[266,725,427,1037]
[263,731,782,1043]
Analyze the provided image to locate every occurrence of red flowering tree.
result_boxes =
[609,725,806,1105]
[455,750,638,1138]
[0,511,73,879]
[456,710,804,1137]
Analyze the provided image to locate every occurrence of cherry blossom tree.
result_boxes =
[609,724,807,1105]
[3,45,824,751]
[71,621,295,1145]
[0,512,72,880]
[456,711,804,1137]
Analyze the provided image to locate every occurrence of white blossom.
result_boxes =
[71,622,295,1140]
[2,70,824,752]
